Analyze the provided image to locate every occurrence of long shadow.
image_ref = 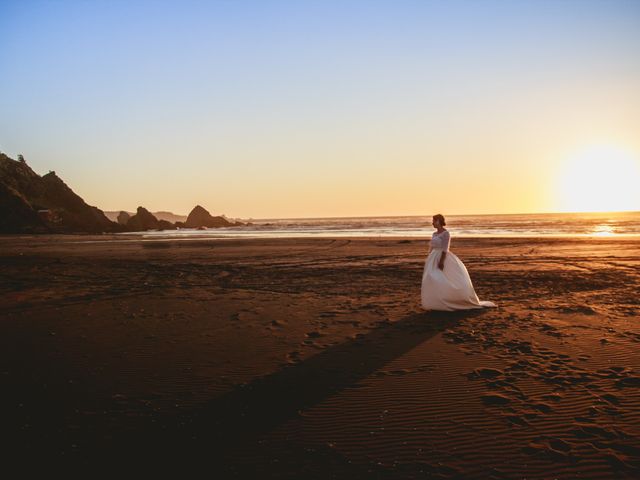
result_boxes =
[57,308,488,475]
[190,310,478,440]
[122,309,485,468]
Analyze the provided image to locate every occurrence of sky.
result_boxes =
[1,0,639,219]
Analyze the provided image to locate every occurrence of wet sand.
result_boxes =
[1,235,639,477]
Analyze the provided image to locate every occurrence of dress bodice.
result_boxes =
[430,230,450,251]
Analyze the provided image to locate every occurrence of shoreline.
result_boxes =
[3,232,640,242]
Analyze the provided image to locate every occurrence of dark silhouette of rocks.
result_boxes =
[38,171,119,233]
[0,182,48,233]
[0,153,122,234]
[124,207,178,232]
[117,211,130,225]
[185,205,242,228]
[1,152,246,234]
[104,210,187,223]
[157,219,177,230]
[126,207,160,231]
[153,211,187,223]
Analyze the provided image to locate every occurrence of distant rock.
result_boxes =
[152,211,187,223]
[157,219,177,230]
[103,210,124,222]
[126,207,160,231]
[124,207,178,231]
[185,205,241,228]
[104,210,187,223]
[116,211,130,225]
[0,153,122,234]
[0,152,246,234]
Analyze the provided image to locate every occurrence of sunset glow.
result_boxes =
[554,145,640,214]
[1,1,639,218]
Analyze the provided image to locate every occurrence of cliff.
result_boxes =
[0,153,121,234]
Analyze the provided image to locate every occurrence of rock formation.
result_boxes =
[104,210,187,223]
[0,153,244,234]
[123,207,178,231]
[0,182,48,233]
[152,211,187,223]
[116,211,130,225]
[157,219,177,230]
[125,207,160,231]
[0,153,122,233]
[184,205,241,228]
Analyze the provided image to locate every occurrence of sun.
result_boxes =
[554,145,640,213]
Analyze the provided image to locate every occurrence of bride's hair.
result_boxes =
[433,214,446,226]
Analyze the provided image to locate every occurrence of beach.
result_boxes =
[1,235,639,478]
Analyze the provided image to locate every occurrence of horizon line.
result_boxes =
[106,209,640,221]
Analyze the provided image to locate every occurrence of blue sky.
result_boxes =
[1,0,639,217]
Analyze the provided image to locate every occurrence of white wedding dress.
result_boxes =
[421,230,496,311]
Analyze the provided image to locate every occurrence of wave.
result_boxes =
[116,211,640,239]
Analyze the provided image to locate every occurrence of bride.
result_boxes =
[421,214,496,311]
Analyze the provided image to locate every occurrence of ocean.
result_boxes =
[118,211,640,239]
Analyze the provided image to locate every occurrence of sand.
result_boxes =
[1,234,639,477]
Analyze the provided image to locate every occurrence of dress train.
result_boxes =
[421,248,496,311]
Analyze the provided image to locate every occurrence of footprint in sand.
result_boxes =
[522,437,575,462]
[525,402,553,414]
[616,376,640,387]
[286,350,301,364]
[265,319,286,331]
[504,414,529,427]
[540,393,563,402]
[597,393,621,405]
[467,367,503,380]
[481,393,511,406]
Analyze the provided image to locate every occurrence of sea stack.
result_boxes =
[117,211,130,225]
[126,206,160,231]
[184,205,236,228]
[125,207,177,231]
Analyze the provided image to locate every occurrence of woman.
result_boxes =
[421,214,496,311]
